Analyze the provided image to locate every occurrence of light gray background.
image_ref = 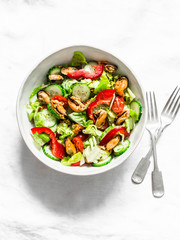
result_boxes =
[0,0,180,239]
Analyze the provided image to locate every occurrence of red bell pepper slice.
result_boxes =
[83,65,104,80]
[67,65,103,80]
[99,127,130,146]
[31,127,56,139]
[51,141,65,160]
[111,96,125,113]
[75,133,89,141]
[71,161,80,166]
[31,127,65,159]
[67,69,84,79]
[96,89,115,101]
[72,136,84,153]
[51,96,68,108]
[86,99,111,123]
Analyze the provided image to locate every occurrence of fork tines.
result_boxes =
[146,91,158,121]
[162,86,180,117]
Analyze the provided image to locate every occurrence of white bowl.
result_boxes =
[17,45,147,176]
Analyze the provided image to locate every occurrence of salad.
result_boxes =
[26,51,142,167]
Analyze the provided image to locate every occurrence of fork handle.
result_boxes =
[131,125,165,184]
[152,170,164,198]
[131,156,151,183]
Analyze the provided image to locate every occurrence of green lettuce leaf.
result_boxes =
[72,51,87,67]
[83,136,97,149]
[124,88,136,104]
[61,79,77,97]
[33,132,50,146]
[110,74,119,88]
[68,111,93,127]
[102,71,113,81]
[89,80,99,89]
[94,78,110,94]
[80,79,92,85]
[82,124,102,137]
[34,109,57,128]
[57,122,74,140]
[61,152,84,166]
[94,71,112,94]
[83,146,101,163]
[129,109,139,122]
[49,124,57,132]
[106,109,116,125]
[83,146,110,163]
[29,84,46,99]
[123,117,135,133]
[84,96,97,108]
[114,75,120,81]
[26,99,41,121]
[26,104,35,121]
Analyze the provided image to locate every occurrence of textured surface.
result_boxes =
[0,0,180,239]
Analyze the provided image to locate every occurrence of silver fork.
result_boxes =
[132,86,180,184]
[146,91,164,198]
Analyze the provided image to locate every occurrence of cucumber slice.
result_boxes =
[88,61,98,67]
[47,104,61,120]
[72,83,90,102]
[130,101,142,122]
[92,156,113,167]
[48,66,61,75]
[42,145,60,161]
[113,140,130,156]
[45,84,64,97]
[83,62,97,73]
[34,108,57,128]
